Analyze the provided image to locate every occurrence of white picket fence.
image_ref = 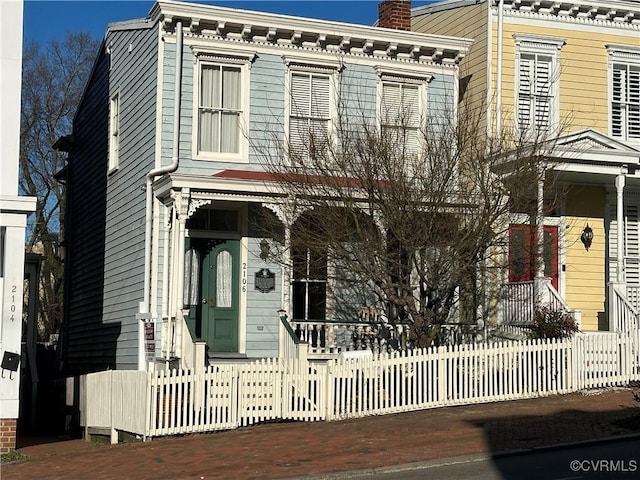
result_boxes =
[80,330,640,441]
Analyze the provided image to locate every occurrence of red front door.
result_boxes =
[508,224,559,290]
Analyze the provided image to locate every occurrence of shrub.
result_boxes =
[529,305,579,339]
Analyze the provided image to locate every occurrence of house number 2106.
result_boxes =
[242,263,247,292]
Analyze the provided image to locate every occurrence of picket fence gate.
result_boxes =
[80,330,640,441]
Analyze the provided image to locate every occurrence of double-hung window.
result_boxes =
[199,64,242,154]
[380,80,421,155]
[288,71,332,163]
[292,243,327,321]
[514,35,565,137]
[285,57,339,164]
[193,49,251,160]
[608,46,640,143]
[108,91,120,172]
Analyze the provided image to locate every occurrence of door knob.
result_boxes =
[202,298,207,304]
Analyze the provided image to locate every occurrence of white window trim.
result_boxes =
[192,48,254,162]
[606,45,640,144]
[284,58,340,165]
[514,34,566,137]
[108,90,120,174]
[376,69,430,155]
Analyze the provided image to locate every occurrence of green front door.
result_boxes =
[187,238,240,352]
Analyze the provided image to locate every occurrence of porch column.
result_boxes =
[535,169,545,279]
[616,174,625,284]
[175,189,190,361]
[534,168,549,304]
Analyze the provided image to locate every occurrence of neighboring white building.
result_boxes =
[0,0,37,452]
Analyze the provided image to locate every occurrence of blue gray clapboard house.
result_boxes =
[58,0,470,374]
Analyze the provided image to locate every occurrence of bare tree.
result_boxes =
[257,87,562,349]
[20,32,99,340]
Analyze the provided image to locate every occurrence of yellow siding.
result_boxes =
[494,22,640,134]
[413,3,488,109]
[564,186,606,331]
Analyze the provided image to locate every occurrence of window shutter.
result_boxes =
[612,64,625,137]
[611,63,640,140]
[534,56,552,128]
[629,65,640,139]
[518,55,533,129]
[518,54,553,131]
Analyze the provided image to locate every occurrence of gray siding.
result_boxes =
[248,54,286,165]
[103,26,159,369]
[245,237,281,358]
[160,42,194,173]
[428,71,456,123]
[339,63,378,124]
[62,24,159,375]
[63,47,119,375]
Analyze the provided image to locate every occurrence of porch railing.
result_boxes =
[626,285,640,315]
[290,318,483,354]
[611,284,639,333]
[500,281,535,325]
[500,278,580,327]
[279,312,308,365]
[290,320,411,355]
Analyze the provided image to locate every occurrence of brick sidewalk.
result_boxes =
[2,389,640,480]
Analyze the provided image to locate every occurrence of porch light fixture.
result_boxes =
[581,224,594,251]
[259,239,270,261]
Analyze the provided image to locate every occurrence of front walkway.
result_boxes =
[3,388,640,480]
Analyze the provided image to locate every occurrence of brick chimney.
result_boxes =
[378,1,412,31]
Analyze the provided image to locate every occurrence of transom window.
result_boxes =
[198,64,242,154]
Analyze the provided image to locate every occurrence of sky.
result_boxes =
[23,0,435,46]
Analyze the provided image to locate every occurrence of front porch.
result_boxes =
[499,129,640,336]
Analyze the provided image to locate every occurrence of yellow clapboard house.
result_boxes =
[413,0,640,332]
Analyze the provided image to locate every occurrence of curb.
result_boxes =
[287,432,640,480]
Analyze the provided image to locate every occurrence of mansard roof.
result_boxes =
[148,0,472,65]
[413,0,640,26]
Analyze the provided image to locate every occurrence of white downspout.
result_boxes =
[486,0,493,137]
[139,20,184,370]
[496,0,504,135]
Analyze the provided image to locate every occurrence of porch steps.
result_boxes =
[207,352,250,365]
